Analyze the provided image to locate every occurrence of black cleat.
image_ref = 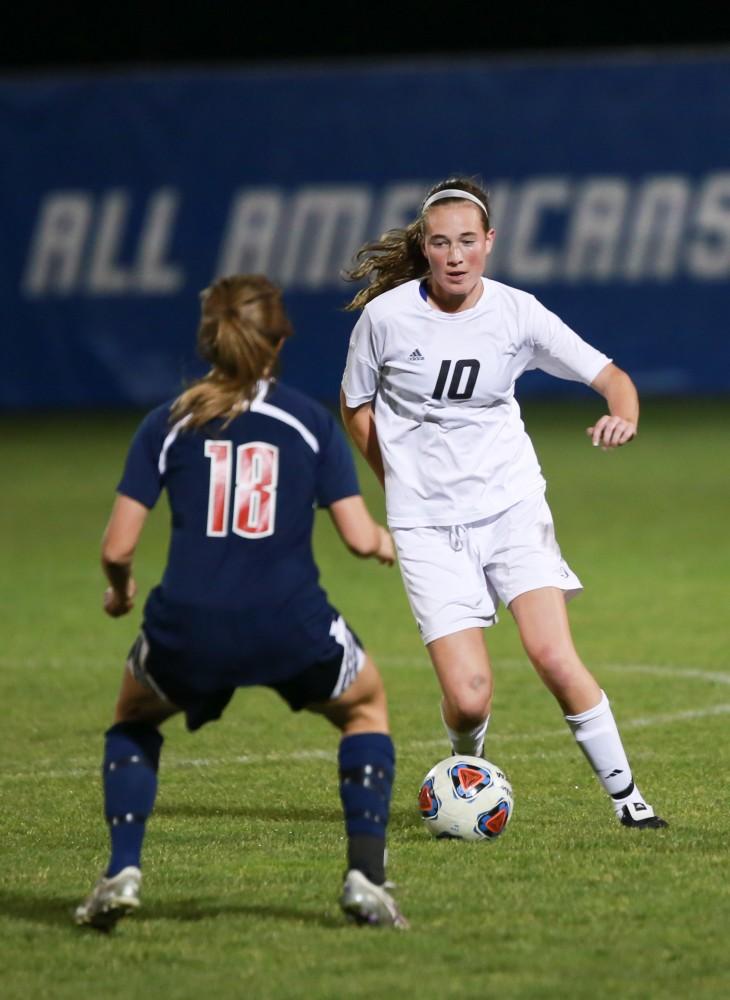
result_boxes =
[619,804,668,829]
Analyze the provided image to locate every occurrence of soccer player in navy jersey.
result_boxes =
[75,274,408,930]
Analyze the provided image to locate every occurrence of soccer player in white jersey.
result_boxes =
[340,176,667,830]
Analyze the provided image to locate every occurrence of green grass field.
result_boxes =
[1,398,729,999]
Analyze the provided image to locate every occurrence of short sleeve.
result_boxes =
[116,406,170,509]
[525,297,612,384]
[315,412,360,507]
[341,308,381,406]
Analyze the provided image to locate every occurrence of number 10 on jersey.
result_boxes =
[204,440,279,538]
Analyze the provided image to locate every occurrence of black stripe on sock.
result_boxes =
[611,780,635,800]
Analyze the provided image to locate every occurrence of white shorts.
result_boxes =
[392,490,582,645]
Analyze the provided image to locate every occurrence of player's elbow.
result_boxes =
[101,538,135,569]
[340,394,371,436]
[593,362,634,397]
[339,389,354,428]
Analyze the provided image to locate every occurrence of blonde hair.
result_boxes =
[171,274,293,429]
[344,176,491,311]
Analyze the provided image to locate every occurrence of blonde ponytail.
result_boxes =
[171,274,293,429]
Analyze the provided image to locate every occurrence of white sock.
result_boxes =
[440,703,489,757]
[564,690,649,817]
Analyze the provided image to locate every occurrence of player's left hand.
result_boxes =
[586,415,637,451]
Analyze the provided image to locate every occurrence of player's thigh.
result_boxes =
[510,588,602,711]
[114,663,181,726]
[308,654,389,734]
[509,587,582,667]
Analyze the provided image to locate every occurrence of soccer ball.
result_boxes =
[418,755,514,841]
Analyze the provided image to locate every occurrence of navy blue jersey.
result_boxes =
[117,380,360,687]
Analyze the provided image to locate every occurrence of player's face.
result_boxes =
[422,203,495,310]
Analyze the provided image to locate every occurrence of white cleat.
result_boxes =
[340,869,409,929]
[74,866,142,930]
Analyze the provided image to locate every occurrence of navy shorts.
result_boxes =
[125,614,365,732]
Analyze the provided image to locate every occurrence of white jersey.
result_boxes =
[341,277,611,528]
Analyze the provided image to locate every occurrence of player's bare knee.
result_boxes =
[444,685,491,729]
[526,639,563,672]
[327,689,388,734]
[316,655,389,733]
[529,644,581,691]
[114,689,171,725]
[348,676,388,731]
[348,700,389,733]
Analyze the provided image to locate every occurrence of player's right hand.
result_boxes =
[375,525,396,566]
[103,579,137,617]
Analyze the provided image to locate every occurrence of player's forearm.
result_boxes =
[101,521,137,594]
[329,496,395,565]
[102,555,133,595]
[593,364,639,426]
[340,393,386,488]
[340,516,388,560]
[100,494,148,596]
[101,552,137,617]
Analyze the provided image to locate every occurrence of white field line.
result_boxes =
[378,656,730,685]
[2,660,729,783]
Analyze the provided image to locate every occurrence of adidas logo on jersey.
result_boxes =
[409,348,424,361]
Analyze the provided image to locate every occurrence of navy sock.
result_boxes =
[103,722,163,877]
[338,732,394,886]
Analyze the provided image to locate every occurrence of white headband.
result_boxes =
[422,188,489,217]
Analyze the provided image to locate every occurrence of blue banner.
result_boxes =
[2,54,730,408]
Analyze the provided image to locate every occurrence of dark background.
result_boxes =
[3,5,730,73]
